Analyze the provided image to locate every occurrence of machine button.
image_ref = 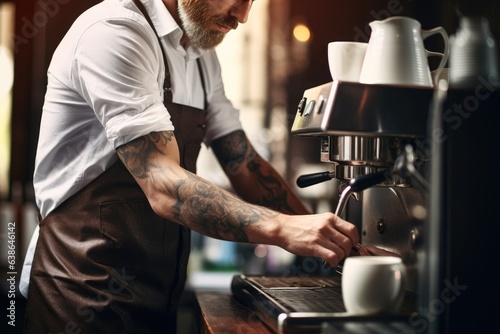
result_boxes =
[317,95,325,114]
[410,229,420,248]
[304,100,316,116]
[376,219,386,234]
[297,97,307,116]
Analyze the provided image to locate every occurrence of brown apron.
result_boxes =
[24,1,207,332]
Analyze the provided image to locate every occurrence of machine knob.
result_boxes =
[297,97,307,116]
[377,219,386,234]
[410,229,420,248]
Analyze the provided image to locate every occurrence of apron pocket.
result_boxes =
[98,200,166,271]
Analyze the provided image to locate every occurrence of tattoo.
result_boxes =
[116,131,174,179]
[213,130,295,213]
[117,131,278,242]
[172,173,279,242]
[211,130,248,168]
[250,166,295,213]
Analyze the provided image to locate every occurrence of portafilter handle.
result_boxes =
[296,171,336,188]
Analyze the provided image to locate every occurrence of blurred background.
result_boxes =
[1,0,499,331]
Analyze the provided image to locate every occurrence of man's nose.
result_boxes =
[230,0,253,24]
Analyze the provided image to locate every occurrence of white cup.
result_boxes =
[342,256,407,315]
[328,41,368,82]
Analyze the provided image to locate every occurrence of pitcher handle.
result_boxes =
[422,26,449,73]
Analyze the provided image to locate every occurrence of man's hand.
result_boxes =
[269,212,359,268]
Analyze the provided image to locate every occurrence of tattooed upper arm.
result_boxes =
[116,131,177,179]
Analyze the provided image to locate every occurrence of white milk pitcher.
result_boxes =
[359,16,449,87]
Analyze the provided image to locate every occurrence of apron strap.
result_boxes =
[132,0,207,108]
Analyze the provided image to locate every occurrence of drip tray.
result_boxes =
[230,274,417,334]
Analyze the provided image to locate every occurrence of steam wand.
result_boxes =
[333,169,392,217]
[320,170,392,271]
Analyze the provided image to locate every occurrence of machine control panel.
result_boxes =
[291,80,434,138]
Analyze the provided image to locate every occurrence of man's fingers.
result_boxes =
[351,243,371,256]
[334,221,359,244]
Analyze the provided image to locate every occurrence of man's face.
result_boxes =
[178,0,250,50]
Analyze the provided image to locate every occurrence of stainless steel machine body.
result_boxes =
[291,80,435,293]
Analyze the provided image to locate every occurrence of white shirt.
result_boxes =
[20,0,242,297]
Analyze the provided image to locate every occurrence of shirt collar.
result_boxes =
[144,0,203,58]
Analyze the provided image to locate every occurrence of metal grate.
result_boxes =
[231,274,418,333]
[247,276,346,313]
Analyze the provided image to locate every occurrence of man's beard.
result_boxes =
[178,0,238,50]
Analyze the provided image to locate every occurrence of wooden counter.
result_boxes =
[195,291,273,334]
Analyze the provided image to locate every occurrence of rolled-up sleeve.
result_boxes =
[70,17,174,149]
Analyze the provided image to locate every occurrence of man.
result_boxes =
[21,0,360,332]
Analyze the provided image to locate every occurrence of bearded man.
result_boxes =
[21,0,360,332]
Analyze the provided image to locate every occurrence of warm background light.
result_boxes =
[293,23,311,42]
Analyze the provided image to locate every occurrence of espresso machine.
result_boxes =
[231,79,500,334]
[291,80,434,294]
[231,80,434,333]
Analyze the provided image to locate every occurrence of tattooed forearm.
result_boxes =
[116,131,175,179]
[213,130,297,214]
[211,130,249,175]
[246,157,296,213]
[172,173,278,242]
[118,131,280,242]
[211,130,247,163]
